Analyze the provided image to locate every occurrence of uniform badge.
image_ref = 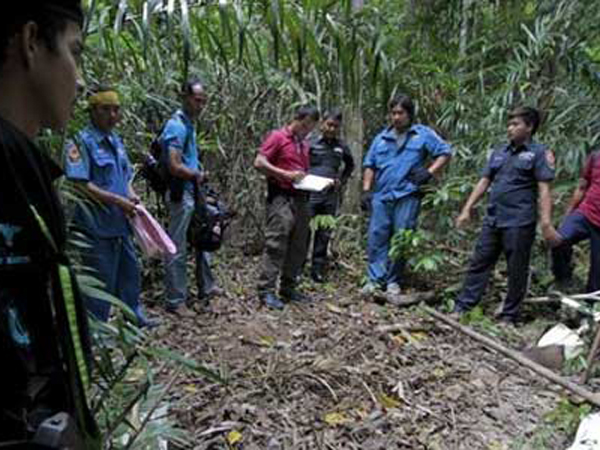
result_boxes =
[519,151,535,161]
[545,150,556,169]
[334,147,343,154]
[67,143,82,163]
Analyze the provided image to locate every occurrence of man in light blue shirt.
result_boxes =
[161,78,222,316]
[361,94,452,297]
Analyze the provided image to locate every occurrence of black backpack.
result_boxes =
[188,187,233,252]
[139,129,169,197]
[139,117,190,198]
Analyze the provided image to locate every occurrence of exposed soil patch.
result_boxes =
[143,249,589,449]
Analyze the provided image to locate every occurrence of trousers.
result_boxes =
[308,190,339,274]
[366,194,421,286]
[258,193,310,293]
[552,211,600,293]
[456,223,536,320]
[80,233,142,322]
[164,191,215,308]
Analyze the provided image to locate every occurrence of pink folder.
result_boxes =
[130,205,176,258]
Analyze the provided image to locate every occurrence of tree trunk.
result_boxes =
[342,0,365,213]
[342,103,364,212]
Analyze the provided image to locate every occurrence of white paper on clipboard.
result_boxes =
[293,174,335,192]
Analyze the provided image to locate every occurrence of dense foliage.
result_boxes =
[58,0,600,445]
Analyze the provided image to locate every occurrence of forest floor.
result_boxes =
[142,247,597,450]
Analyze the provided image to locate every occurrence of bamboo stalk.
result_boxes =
[424,306,600,407]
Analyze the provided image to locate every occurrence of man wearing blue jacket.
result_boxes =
[361,94,452,296]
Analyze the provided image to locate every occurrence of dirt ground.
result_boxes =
[143,248,596,450]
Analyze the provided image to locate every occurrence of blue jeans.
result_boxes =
[366,195,421,286]
[80,233,143,322]
[165,191,215,308]
[552,211,600,293]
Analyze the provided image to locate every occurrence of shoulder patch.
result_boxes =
[67,143,82,163]
[545,150,556,169]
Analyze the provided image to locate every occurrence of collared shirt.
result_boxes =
[482,140,555,228]
[577,151,600,228]
[160,109,200,194]
[363,124,452,201]
[308,134,355,182]
[260,126,309,191]
[64,124,133,238]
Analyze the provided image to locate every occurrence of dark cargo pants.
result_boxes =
[456,223,536,320]
[258,193,310,294]
[308,190,338,275]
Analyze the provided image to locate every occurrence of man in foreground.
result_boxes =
[254,105,320,309]
[0,0,100,446]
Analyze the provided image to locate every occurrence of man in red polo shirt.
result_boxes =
[254,105,320,309]
[551,150,600,293]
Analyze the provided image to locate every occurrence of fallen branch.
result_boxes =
[386,291,435,308]
[423,306,600,408]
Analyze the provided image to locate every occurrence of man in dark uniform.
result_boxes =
[0,1,100,447]
[254,105,320,309]
[306,109,354,282]
[454,107,560,324]
[551,149,600,293]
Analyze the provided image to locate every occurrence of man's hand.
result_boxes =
[455,209,471,229]
[195,170,207,186]
[408,166,433,186]
[361,191,372,212]
[541,223,562,247]
[287,171,306,183]
[117,197,137,217]
[129,192,141,205]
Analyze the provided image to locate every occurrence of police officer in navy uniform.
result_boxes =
[64,85,157,328]
[454,106,560,324]
[306,109,354,282]
[0,0,100,446]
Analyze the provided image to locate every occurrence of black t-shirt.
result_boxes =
[0,116,71,439]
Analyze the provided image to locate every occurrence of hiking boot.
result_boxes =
[497,315,517,327]
[447,305,466,321]
[279,288,311,304]
[139,316,161,329]
[260,292,285,310]
[201,286,224,299]
[311,271,325,283]
[166,303,196,318]
[360,282,378,296]
[386,283,401,296]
